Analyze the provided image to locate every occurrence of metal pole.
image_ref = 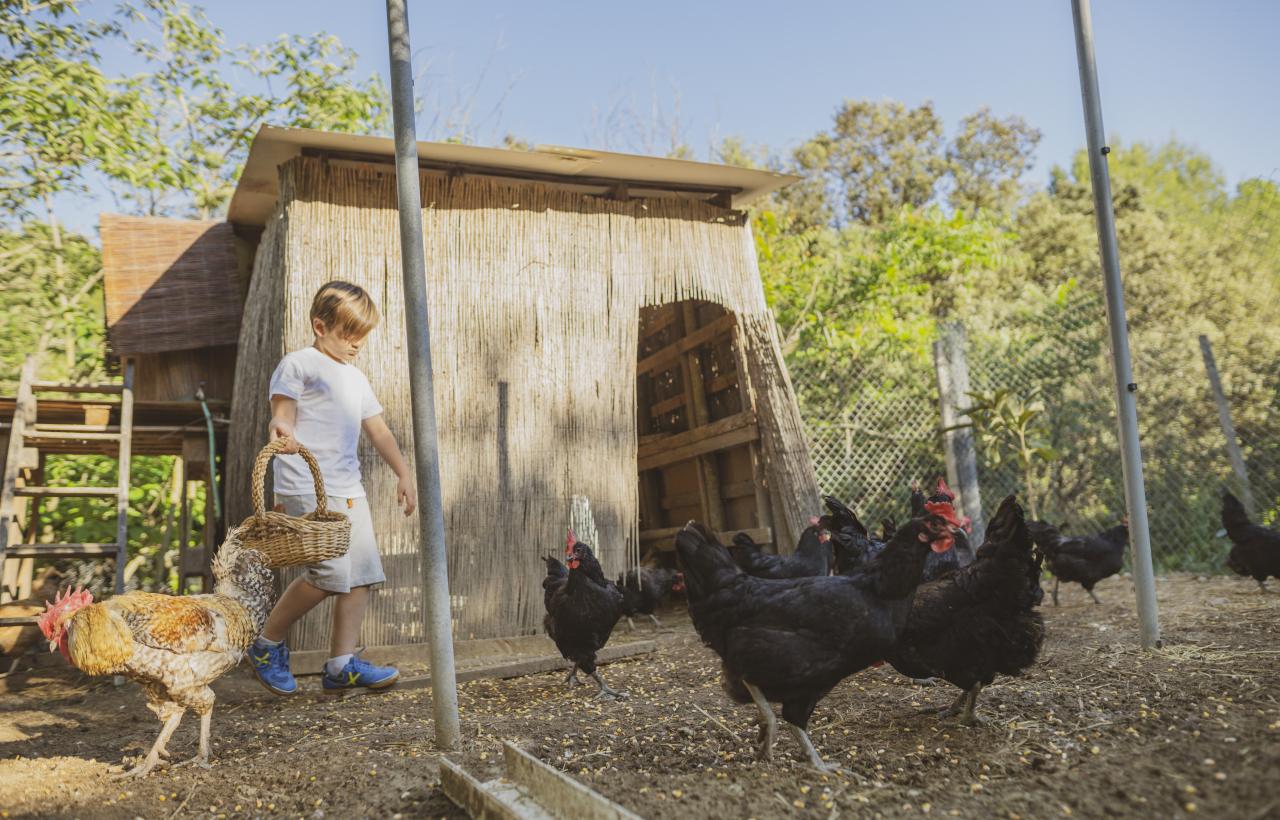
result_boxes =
[932,323,985,545]
[385,0,461,748]
[1070,0,1160,648]
[1198,335,1255,515]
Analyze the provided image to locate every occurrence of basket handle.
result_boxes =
[252,439,329,517]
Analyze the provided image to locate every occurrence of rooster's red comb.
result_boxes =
[925,500,962,529]
[936,477,953,497]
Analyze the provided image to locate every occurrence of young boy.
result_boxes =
[250,281,417,694]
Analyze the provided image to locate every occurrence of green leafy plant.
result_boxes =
[956,387,1058,519]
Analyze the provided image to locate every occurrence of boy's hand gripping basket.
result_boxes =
[240,439,351,568]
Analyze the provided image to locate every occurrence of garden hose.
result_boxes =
[195,384,222,524]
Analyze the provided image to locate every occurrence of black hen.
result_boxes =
[1027,519,1127,605]
[884,495,1046,724]
[819,496,887,575]
[675,508,961,771]
[542,531,625,698]
[1221,492,1280,591]
[616,567,684,630]
[729,522,832,579]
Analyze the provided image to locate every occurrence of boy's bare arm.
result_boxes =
[362,414,417,516]
[269,395,300,454]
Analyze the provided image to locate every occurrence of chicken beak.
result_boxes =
[48,638,58,652]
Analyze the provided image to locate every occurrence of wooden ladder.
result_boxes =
[0,355,135,626]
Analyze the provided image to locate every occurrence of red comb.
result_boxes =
[566,529,576,547]
[809,516,820,527]
[936,477,953,497]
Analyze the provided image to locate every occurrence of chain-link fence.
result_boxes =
[793,291,1280,573]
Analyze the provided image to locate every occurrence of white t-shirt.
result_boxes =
[267,346,383,498]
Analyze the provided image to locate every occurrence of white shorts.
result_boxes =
[276,493,385,594]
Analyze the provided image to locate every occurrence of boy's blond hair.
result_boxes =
[310,281,380,339]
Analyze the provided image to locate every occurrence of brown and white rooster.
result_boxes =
[37,527,274,776]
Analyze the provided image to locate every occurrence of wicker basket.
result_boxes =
[238,439,352,568]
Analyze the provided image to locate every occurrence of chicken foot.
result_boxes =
[646,614,662,630]
[590,670,627,700]
[115,709,184,778]
[173,712,214,769]
[743,681,777,762]
[1257,580,1269,593]
[925,689,968,718]
[1087,588,1101,605]
[937,684,985,726]
[564,667,583,689]
[785,723,840,774]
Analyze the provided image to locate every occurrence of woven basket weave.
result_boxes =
[238,439,351,568]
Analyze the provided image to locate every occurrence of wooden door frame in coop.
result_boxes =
[222,125,821,649]
[636,300,782,556]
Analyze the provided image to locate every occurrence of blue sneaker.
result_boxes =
[321,652,399,691]
[249,639,297,695]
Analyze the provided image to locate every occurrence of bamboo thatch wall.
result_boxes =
[227,156,818,647]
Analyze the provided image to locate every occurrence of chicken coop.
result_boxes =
[220,125,820,648]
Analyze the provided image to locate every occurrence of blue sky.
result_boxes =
[65,0,1279,233]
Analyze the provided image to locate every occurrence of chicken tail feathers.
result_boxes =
[821,495,867,536]
[674,521,739,602]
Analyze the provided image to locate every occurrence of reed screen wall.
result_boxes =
[227,156,817,646]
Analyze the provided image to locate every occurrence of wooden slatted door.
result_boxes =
[636,301,775,555]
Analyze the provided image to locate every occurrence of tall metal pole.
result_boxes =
[1198,335,1255,515]
[385,0,461,748]
[932,322,986,546]
[1070,0,1160,649]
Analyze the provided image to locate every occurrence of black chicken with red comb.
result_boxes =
[542,530,625,699]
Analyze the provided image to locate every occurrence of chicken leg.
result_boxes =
[626,617,636,632]
[590,670,626,700]
[1052,578,1060,607]
[646,614,662,630]
[1087,588,1101,605]
[564,667,583,688]
[1257,580,1268,593]
[743,681,777,762]
[785,723,839,774]
[116,707,184,778]
[952,684,984,726]
[174,711,214,769]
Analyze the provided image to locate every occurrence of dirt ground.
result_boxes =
[1,573,1278,820]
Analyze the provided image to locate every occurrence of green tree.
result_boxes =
[0,0,141,217]
[0,1,144,372]
[795,99,948,226]
[947,107,1041,217]
[758,205,1018,414]
[0,224,105,390]
[113,0,388,217]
